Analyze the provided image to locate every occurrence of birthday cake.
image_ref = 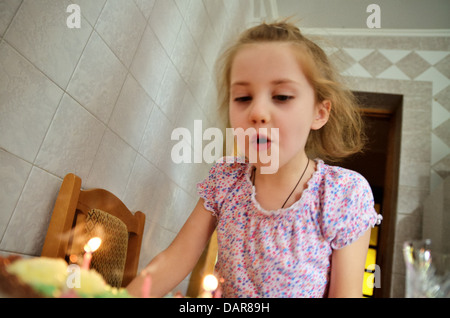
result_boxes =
[0,256,131,298]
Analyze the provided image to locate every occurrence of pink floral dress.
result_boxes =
[197,157,382,298]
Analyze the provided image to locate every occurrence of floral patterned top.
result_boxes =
[197,157,382,298]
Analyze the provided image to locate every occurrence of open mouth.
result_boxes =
[252,134,271,151]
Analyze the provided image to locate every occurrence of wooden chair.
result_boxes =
[41,173,145,287]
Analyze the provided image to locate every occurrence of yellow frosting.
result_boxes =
[7,257,68,287]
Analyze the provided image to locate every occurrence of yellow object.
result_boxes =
[363,272,374,296]
[369,226,379,246]
[365,248,377,269]
[77,268,107,296]
[7,257,68,297]
[7,257,67,288]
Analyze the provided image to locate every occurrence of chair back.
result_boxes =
[41,173,145,287]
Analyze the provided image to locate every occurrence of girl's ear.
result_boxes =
[311,100,331,130]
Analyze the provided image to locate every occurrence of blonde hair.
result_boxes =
[216,20,365,162]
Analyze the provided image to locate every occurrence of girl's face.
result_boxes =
[229,42,329,171]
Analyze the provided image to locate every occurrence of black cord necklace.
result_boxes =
[252,158,310,209]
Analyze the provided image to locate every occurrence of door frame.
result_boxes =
[355,91,403,298]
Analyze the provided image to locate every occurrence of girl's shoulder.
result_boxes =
[316,159,372,193]
[209,156,250,180]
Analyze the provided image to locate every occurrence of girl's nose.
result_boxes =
[249,97,270,125]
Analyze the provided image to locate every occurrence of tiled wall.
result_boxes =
[0,0,255,293]
[317,32,450,297]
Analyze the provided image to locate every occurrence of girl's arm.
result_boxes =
[127,198,217,297]
[327,228,371,298]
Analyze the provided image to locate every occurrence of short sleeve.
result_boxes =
[321,169,382,250]
[196,157,247,217]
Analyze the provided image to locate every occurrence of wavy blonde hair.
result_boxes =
[215,20,365,162]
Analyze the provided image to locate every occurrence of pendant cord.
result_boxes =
[251,157,310,209]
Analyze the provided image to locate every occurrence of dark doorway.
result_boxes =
[334,91,403,297]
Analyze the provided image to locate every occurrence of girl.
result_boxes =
[127,20,381,298]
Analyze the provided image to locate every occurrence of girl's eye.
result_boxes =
[234,96,252,103]
[273,95,293,102]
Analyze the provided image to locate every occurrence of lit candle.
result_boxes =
[202,274,218,298]
[82,237,102,270]
[141,271,152,298]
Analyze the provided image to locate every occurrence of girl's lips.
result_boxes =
[252,134,272,151]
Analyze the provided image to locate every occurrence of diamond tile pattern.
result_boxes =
[326,47,450,187]
[396,52,431,79]
[434,119,450,148]
[359,51,392,77]
[435,86,450,113]
[329,49,356,73]
[435,54,450,79]
[433,154,450,179]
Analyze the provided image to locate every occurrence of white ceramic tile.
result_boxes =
[160,185,196,233]
[35,94,106,180]
[202,0,227,39]
[96,0,146,68]
[183,0,209,48]
[197,20,220,72]
[155,61,186,123]
[415,67,450,95]
[201,81,221,126]
[74,0,107,27]
[109,74,154,150]
[139,105,174,167]
[0,150,32,241]
[4,0,92,88]
[342,48,374,62]
[174,0,189,16]
[416,50,449,66]
[134,0,156,21]
[130,25,169,101]
[174,89,206,132]
[187,53,211,107]
[0,42,63,162]
[431,134,450,165]
[122,154,162,216]
[170,21,198,83]
[378,49,411,64]
[85,129,137,199]
[430,169,444,192]
[432,100,450,130]
[0,167,62,255]
[0,0,22,37]
[67,31,128,123]
[148,0,183,56]
[376,65,410,81]
[341,63,373,78]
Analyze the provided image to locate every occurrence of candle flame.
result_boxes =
[84,237,102,253]
[202,274,218,292]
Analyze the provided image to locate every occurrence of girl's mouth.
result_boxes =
[252,134,271,151]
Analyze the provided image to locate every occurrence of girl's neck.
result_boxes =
[254,151,310,187]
